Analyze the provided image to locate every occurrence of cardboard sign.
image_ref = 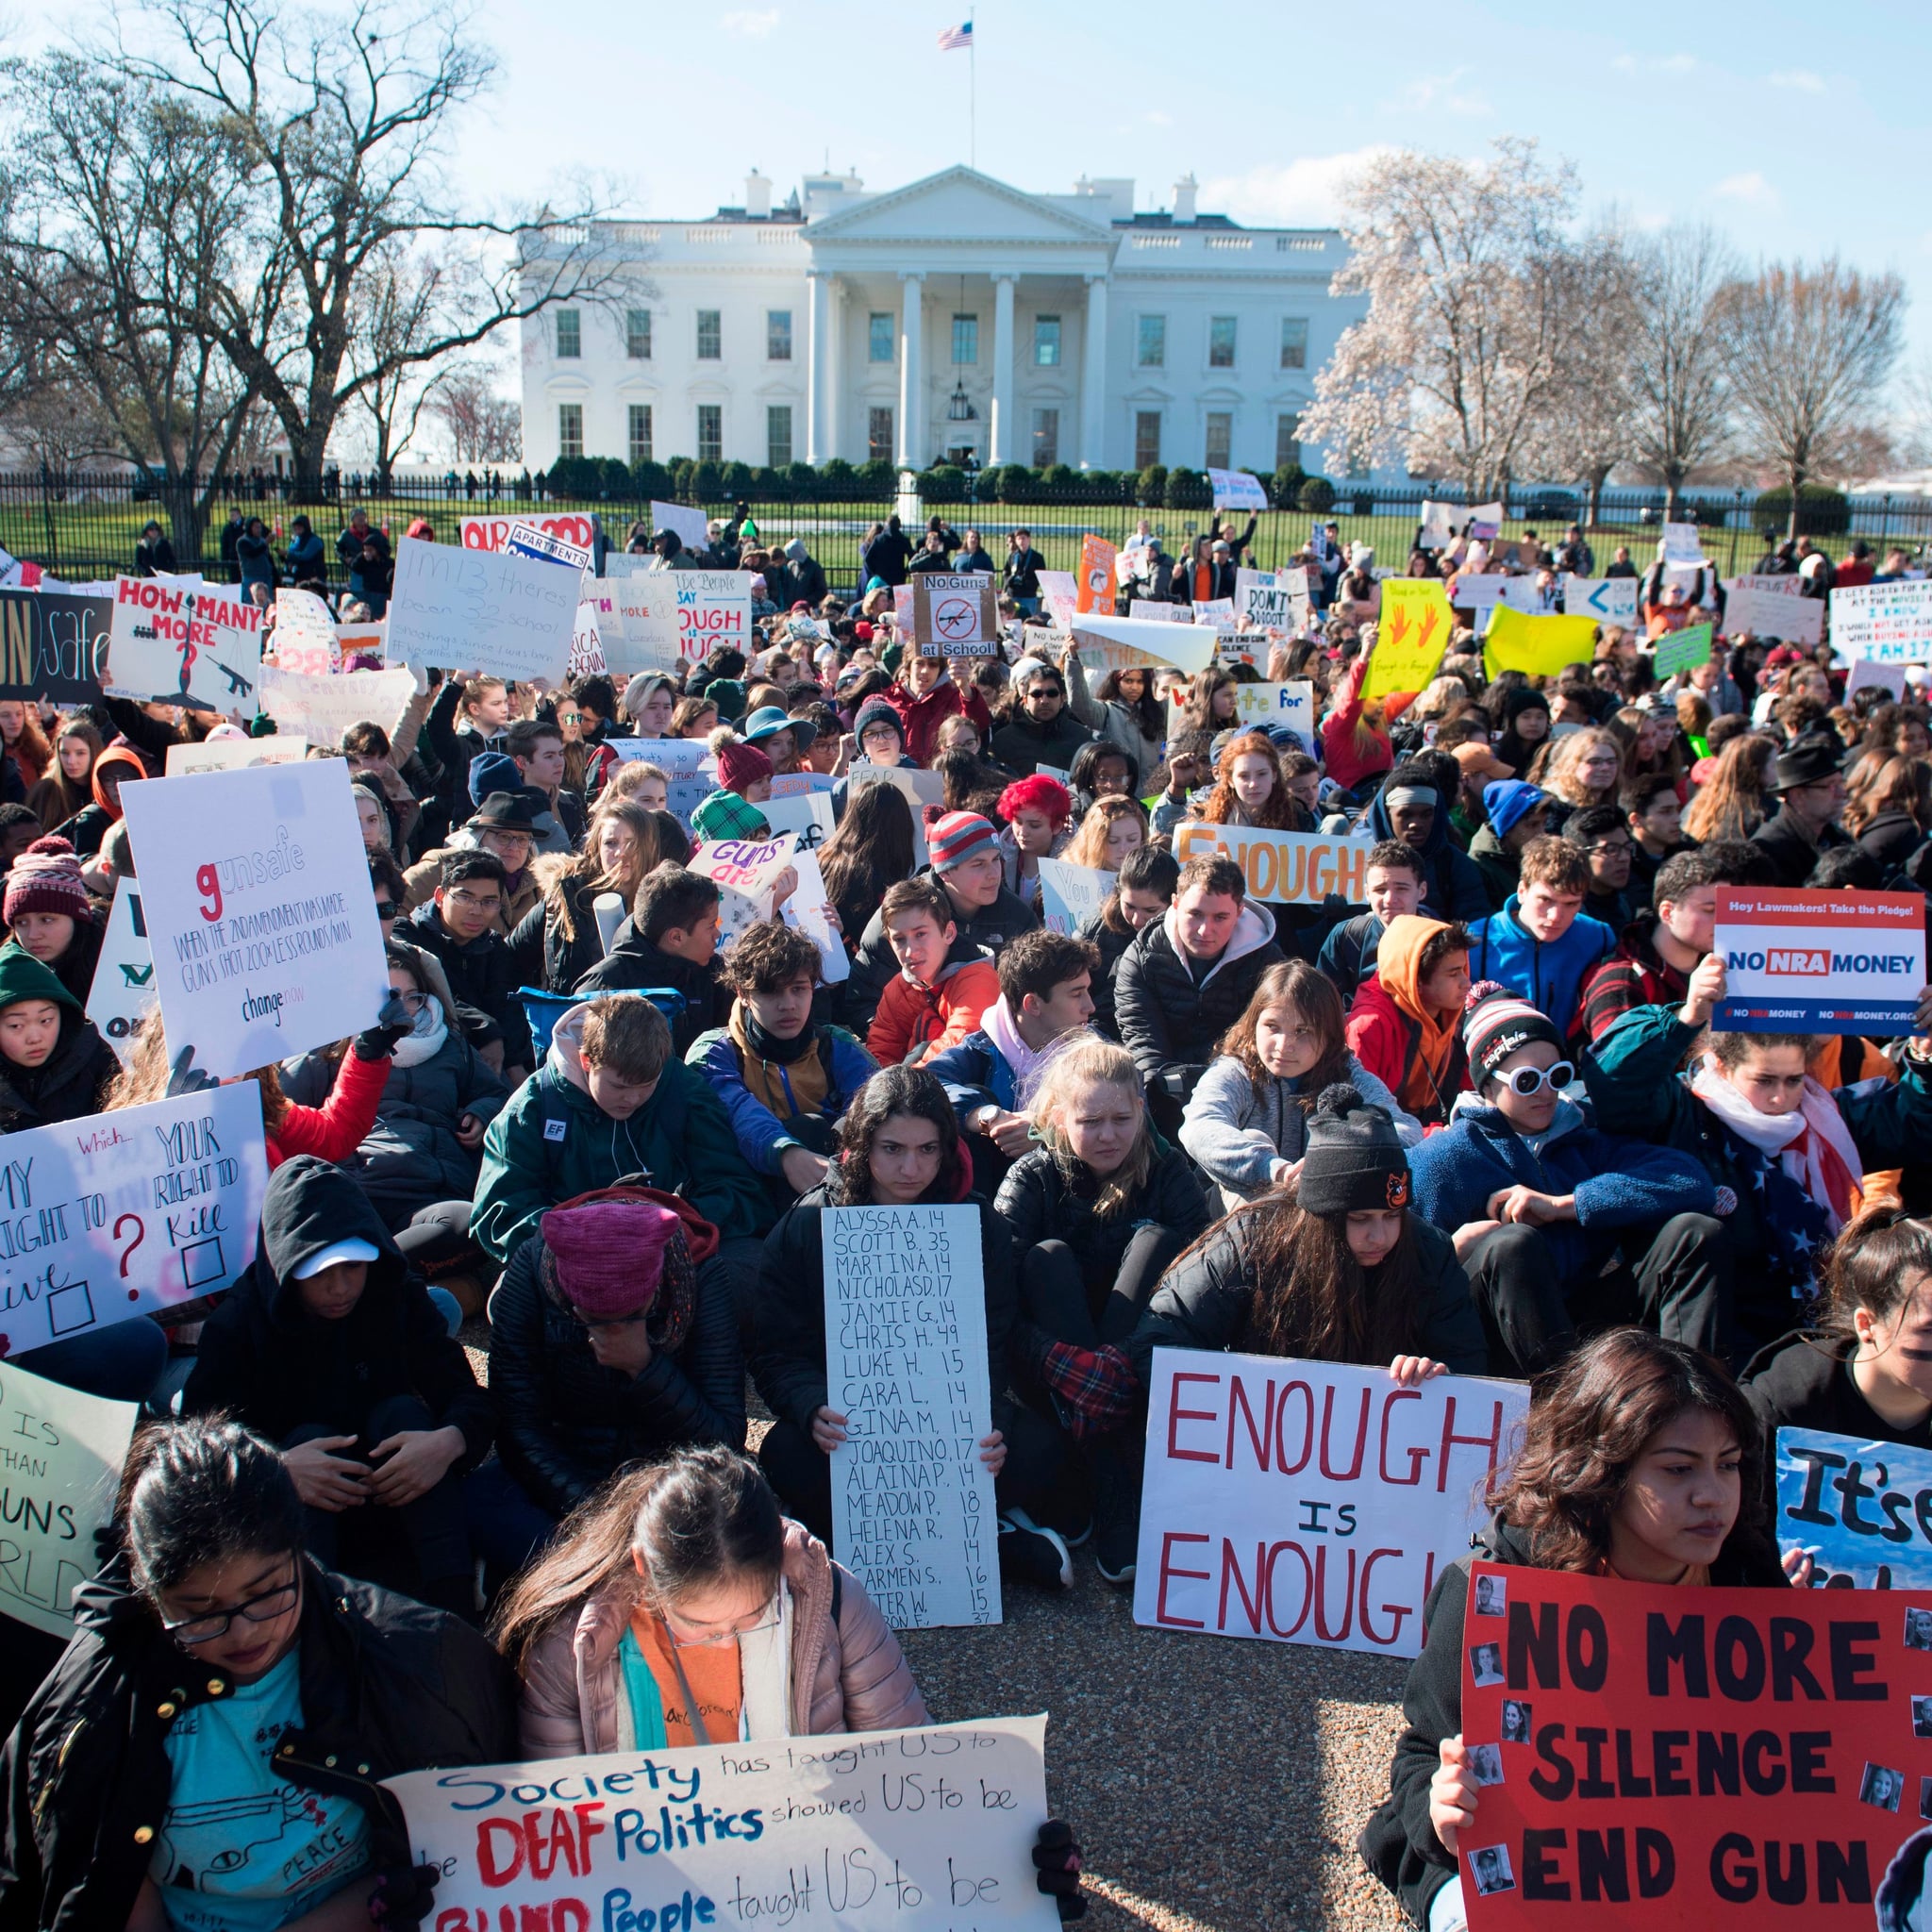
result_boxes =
[649,499,709,553]
[671,572,753,663]
[1067,611,1218,678]
[1714,886,1926,1035]
[1364,579,1455,701]
[459,511,597,555]
[1832,581,1932,666]
[1075,536,1117,615]
[1776,1426,1932,1591]
[913,573,997,657]
[1564,576,1639,626]
[162,735,308,777]
[1208,467,1269,511]
[386,1717,1060,1932]
[1037,856,1108,936]
[271,587,342,676]
[687,831,798,950]
[0,588,111,703]
[1236,569,1300,633]
[108,578,264,712]
[1655,623,1717,681]
[1725,580,1823,644]
[1173,822,1374,905]
[822,1203,1000,1629]
[1134,1352,1526,1657]
[1662,520,1706,565]
[0,1359,137,1637]
[117,759,391,1078]
[257,665,415,753]
[1484,605,1602,680]
[1454,1561,1932,1924]
[0,1081,268,1357]
[385,537,577,684]
[85,878,156,1065]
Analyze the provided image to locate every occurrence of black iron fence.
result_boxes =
[8,472,1931,600]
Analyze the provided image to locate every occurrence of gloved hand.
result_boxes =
[1033,1820,1086,1922]
[353,993,416,1062]
[166,1046,218,1096]
[366,1863,440,1927]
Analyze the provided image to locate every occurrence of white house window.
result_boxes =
[696,310,722,360]
[1279,317,1308,371]
[1205,412,1232,469]
[1275,412,1301,470]
[555,309,581,359]
[952,314,978,364]
[767,406,792,468]
[628,405,653,464]
[1032,408,1059,468]
[1033,315,1061,367]
[1208,316,1237,368]
[697,405,722,460]
[558,403,583,458]
[1137,315,1166,368]
[1134,411,1161,470]
[868,407,893,461]
[869,313,894,363]
[767,310,792,361]
[625,309,651,359]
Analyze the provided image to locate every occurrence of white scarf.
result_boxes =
[389,1003,449,1069]
[979,997,1077,1110]
[1688,1051,1863,1230]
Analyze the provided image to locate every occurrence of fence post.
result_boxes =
[1881,494,1893,549]
[1727,489,1744,577]
[38,466,58,579]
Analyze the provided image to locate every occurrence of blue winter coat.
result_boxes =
[686,1021,877,1175]
[926,1027,1025,1117]
[1466,895,1616,1040]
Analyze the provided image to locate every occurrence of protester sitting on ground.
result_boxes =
[0,941,119,1135]
[1623,770,1690,904]
[1067,738,1141,818]
[748,1065,1074,1590]
[1078,843,1179,1041]
[1409,990,1725,1375]
[182,1156,491,1615]
[24,718,99,834]
[0,1415,514,1930]
[1363,761,1490,924]
[1361,1328,1800,1930]
[0,837,102,1003]
[1751,730,1854,887]
[997,772,1074,904]
[508,798,661,994]
[48,740,143,858]
[404,774,546,927]
[424,671,512,837]
[472,1190,746,1595]
[1466,835,1615,1045]
[1063,794,1147,875]
[1559,802,1638,931]
[575,863,726,1053]
[991,658,1094,777]
[1317,840,1425,1000]
[691,728,774,841]
[1344,915,1473,1129]
[929,928,1097,1196]
[828,695,920,821]
[402,846,531,1076]
[887,648,994,766]
[866,875,1001,1069]
[817,777,917,941]
[689,920,876,1208]
[1184,960,1421,1213]
[1116,853,1285,1135]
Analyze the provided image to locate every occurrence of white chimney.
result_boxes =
[745,169,773,220]
[1173,173,1197,224]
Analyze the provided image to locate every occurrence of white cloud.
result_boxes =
[1144,109,1173,126]
[1715,170,1780,208]
[720,8,780,36]
[1768,68,1825,92]
[1401,68,1491,117]
[1202,148,1395,227]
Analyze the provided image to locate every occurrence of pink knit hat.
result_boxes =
[715,734,773,796]
[540,1197,682,1321]
[4,837,92,926]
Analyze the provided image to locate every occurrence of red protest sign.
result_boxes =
[1458,1562,1932,1925]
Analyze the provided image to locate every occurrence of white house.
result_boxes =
[517,167,1362,479]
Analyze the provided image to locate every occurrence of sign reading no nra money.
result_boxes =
[1713,886,1926,1035]
[1173,822,1375,906]
[1134,1352,1527,1657]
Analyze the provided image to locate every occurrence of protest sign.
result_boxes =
[0,1359,137,1637]
[1832,581,1932,666]
[688,832,798,950]
[1038,857,1108,936]
[671,572,752,663]
[117,759,390,1077]
[271,588,341,676]
[1497,575,1559,615]
[780,848,848,985]
[257,665,416,751]
[86,878,156,1064]
[1652,623,1717,681]
[1364,579,1455,701]
[1173,822,1374,905]
[1134,1352,1526,1657]
[913,573,997,656]
[606,736,712,823]
[0,1081,268,1359]
[1453,1561,1932,1924]
[108,578,264,712]
[1484,605,1603,680]
[459,510,597,555]
[1069,611,1216,680]
[1470,502,1505,541]
[335,620,386,666]
[1229,680,1316,750]
[1728,573,1804,600]
[386,1716,1060,1932]
[1713,886,1926,1035]
[1420,500,1470,549]
[163,735,308,777]
[846,764,945,865]
[649,499,710,553]
[1208,467,1268,510]
[1563,576,1639,626]
[568,597,608,678]
[1191,598,1237,632]
[1724,578,1823,644]
[1662,520,1706,565]
[767,772,838,797]
[1076,535,1117,614]
[505,518,592,574]
[0,587,110,703]
[822,1202,1000,1628]
[758,788,837,853]
[1453,574,1510,616]
[1847,660,1910,702]
[1037,568,1077,609]
[1236,569,1296,632]
[892,584,915,632]
[385,538,577,685]
[595,561,682,675]
[1776,1426,1932,1590]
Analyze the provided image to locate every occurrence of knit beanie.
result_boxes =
[712,732,773,795]
[1464,989,1563,1089]
[854,696,905,747]
[467,750,522,808]
[540,1197,681,1322]
[4,838,92,926]
[928,810,999,873]
[1483,780,1547,841]
[1296,1086,1411,1216]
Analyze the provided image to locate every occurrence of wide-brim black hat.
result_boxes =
[1770,732,1846,792]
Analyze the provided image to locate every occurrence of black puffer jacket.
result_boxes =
[574,918,724,1055]
[0,1552,515,1929]
[489,1213,745,1517]
[0,1010,118,1134]
[507,871,608,994]
[1074,905,1137,1041]
[181,1155,492,1460]
[1114,902,1284,1099]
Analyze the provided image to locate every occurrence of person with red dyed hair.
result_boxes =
[996,771,1074,904]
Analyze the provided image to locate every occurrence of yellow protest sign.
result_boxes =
[1362,579,1455,700]
[1482,603,1601,679]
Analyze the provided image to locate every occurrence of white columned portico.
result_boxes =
[897,273,924,468]
[807,270,832,463]
[1079,273,1108,470]
[990,274,1016,465]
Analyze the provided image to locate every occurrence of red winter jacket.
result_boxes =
[885,675,992,767]
[266,1048,390,1169]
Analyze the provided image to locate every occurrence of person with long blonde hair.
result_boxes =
[1681,731,1775,843]
[1064,794,1148,872]
[1526,725,1622,830]
[508,797,662,993]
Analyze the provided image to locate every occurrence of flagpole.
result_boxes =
[969,10,976,169]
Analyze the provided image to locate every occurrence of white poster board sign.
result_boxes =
[1662,521,1705,566]
[672,571,753,664]
[1231,679,1315,750]
[1419,500,1470,549]
[1831,580,1932,665]
[108,579,265,712]
[1562,575,1639,625]
[1037,857,1108,936]
[650,499,710,553]
[567,596,608,678]
[1067,611,1217,677]
[1846,659,1909,702]
[86,878,156,1064]
[823,1203,999,1629]
[0,1082,268,1358]
[163,735,308,777]
[594,560,683,676]
[270,587,341,676]
[758,789,837,853]
[1235,570,1294,632]
[913,573,997,657]
[387,1718,1059,1932]
[845,764,945,866]
[0,1359,137,1637]
[605,736,712,824]
[1134,1350,1527,1656]
[1725,583,1824,644]
[385,537,577,684]
[1451,574,1508,613]
[687,831,798,950]
[1208,467,1268,510]
[1191,598,1238,632]
[117,759,390,1079]
[781,848,849,986]
[257,667,415,750]
[1496,575,1557,614]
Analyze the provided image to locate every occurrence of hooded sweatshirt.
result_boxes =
[49,742,148,858]
[1468,892,1617,1043]
[1365,783,1490,924]
[0,942,119,1133]
[1343,914,1469,1125]
[1114,899,1284,1095]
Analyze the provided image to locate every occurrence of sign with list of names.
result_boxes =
[822,1204,1000,1629]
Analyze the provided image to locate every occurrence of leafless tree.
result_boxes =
[1713,257,1907,532]
[1622,225,1736,519]
[1545,225,1639,526]
[431,362,522,464]
[354,242,457,485]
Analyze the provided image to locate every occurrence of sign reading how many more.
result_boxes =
[913,573,997,656]
[108,577,264,712]
[1134,1353,1526,1657]
[1713,886,1926,1036]
[385,536,579,685]
[822,1203,1001,1630]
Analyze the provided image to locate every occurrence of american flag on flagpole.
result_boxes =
[937,20,973,49]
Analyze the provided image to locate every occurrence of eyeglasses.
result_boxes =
[658,1600,783,1648]
[446,888,502,911]
[161,1573,299,1645]
[1583,841,1633,858]
[1502,1060,1574,1097]
[391,990,430,1013]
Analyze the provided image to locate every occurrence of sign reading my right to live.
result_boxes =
[1712,888,1926,1035]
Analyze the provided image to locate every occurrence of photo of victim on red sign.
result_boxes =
[1457,1564,1932,1926]
[1712,887,1927,1035]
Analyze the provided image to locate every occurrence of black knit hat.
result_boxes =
[1296,1085,1412,1216]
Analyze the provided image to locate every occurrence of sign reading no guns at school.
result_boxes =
[1133,1352,1527,1657]
[1713,887,1926,1035]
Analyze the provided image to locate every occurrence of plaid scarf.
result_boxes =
[1041,1341,1139,1440]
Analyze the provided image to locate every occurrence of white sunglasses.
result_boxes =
[1499,1060,1574,1098]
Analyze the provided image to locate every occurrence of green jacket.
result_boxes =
[474,1053,764,1265]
